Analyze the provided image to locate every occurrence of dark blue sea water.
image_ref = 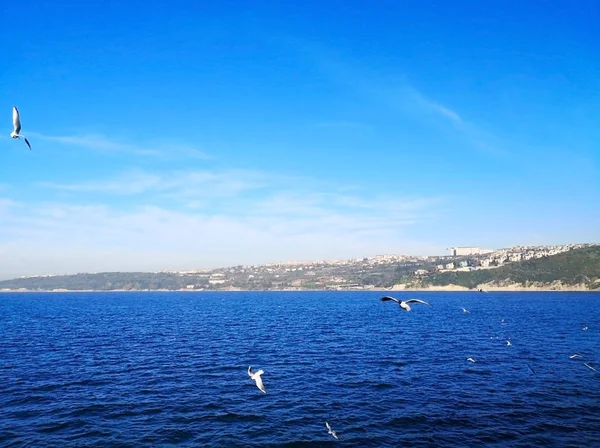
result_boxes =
[1,291,599,447]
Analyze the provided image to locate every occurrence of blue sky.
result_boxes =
[1,1,598,278]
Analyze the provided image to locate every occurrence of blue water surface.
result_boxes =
[1,291,599,447]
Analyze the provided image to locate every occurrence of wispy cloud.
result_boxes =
[31,132,211,160]
[285,39,507,156]
[38,168,296,206]
[1,168,444,277]
[410,91,463,123]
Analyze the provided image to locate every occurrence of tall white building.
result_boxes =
[447,246,493,256]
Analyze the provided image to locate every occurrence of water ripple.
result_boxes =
[1,291,599,447]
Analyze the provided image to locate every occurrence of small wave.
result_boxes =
[215,412,263,423]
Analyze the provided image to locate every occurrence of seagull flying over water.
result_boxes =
[380,296,430,312]
[584,362,596,372]
[248,366,266,393]
[466,357,476,363]
[326,422,339,440]
[570,354,582,359]
[461,307,470,313]
[506,340,512,346]
[10,106,31,150]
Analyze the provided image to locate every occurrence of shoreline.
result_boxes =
[0,287,598,293]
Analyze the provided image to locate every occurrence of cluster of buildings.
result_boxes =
[430,243,594,274]
[14,243,596,291]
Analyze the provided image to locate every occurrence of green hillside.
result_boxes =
[0,246,598,291]
[423,246,600,289]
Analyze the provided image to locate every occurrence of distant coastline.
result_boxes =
[1,284,598,293]
[1,244,598,293]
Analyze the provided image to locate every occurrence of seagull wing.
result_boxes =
[248,366,253,377]
[326,422,339,439]
[404,299,430,306]
[12,107,21,134]
[23,137,31,150]
[254,373,266,393]
[380,296,400,304]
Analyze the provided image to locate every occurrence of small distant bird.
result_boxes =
[248,366,266,393]
[584,362,596,372]
[326,422,339,440]
[461,307,470,313]
[10,106,31,150]
[466,357,476,363]
[478,288,488,293]
[380,296,430,312]
[506,340,512,346]
[582,326,589,331]
[570,354,582,359]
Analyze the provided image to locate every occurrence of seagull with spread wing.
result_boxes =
[10,107,31,150]
[326,422,339,440]
[380,296,430,312]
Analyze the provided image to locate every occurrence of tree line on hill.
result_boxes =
[0,246,598,291]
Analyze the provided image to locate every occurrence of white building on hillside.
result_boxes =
[448,246,494,256]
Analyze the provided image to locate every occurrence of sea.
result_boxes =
[1,291,599,447]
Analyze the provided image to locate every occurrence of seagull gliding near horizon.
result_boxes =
[380,296,430,312]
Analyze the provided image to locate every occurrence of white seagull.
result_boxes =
[506,340,512,346]
[466,357,476,363]
[584,362,596,372]
[248,366,266,393]
[461,307,470,313]
[380,296,430,312]
[10,106,31,150]
[326,422,339,440]
[570,354,582,359]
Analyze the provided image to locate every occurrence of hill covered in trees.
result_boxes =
[0,245,598,291]
[417,245,600,290]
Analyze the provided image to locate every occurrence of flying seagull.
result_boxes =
[466,357,476,363]
[461,307,470,313]
[584,362,596,372]
[380,296,430,312]
[326,422,339,440]
[248,366,266,393]
[506,340,512,346]
[10,106,31,150]
[570,354,582,359]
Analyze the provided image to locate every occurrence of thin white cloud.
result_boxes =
[38,168,292,205]
[30,132,211,160]
[0,197,18,213]
[39,171,163,195]
[0,170,444,277]
[286,39,507,155]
